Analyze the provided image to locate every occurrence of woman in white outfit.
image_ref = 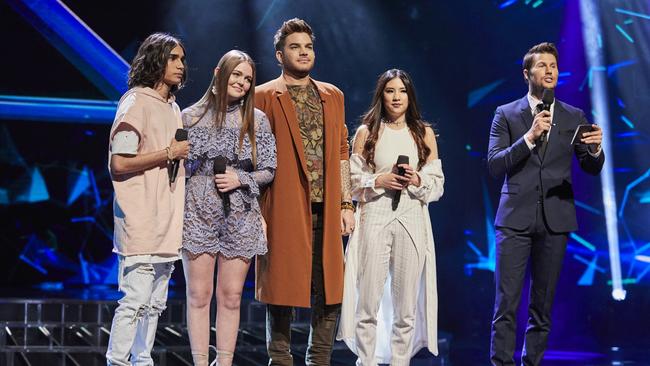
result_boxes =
[337,69,444,365]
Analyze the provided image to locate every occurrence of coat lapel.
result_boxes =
[314,80,335,169]
[273,78,309,178]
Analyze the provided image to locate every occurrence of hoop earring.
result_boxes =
[211,86,217,95]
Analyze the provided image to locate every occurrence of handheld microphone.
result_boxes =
[169,129,188,184]
[392,155,409,211]
[213,156,231,217]
[540,88,554,142]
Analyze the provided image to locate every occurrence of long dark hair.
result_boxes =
[128,33,187,94]
[189,50,258,165]
[361,69,430,171]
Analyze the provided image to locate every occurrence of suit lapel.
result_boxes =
[541,100,565,166]
[517,96,542,162]
[274,78,309,178]
[518,96,533,131]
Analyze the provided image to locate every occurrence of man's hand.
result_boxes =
[525,110,552,143]
[581,124,602,152]
[169,138,190,160]
[341,208,355,236]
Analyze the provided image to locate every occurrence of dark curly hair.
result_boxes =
[273,18,314,51]
[127,33,187,93]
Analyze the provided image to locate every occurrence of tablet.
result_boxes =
[571,124,594,145]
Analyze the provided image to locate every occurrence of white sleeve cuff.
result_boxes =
[111,131,139,155]
[524,134,536,150]
[588,145,602,157]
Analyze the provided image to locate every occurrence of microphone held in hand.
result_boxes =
[392,155,409,211]
[169,129,188,185]
[540,88,554,142]
[213,156,231,217]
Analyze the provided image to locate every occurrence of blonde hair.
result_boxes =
[190,50,258,165]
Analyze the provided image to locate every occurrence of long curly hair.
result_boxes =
[361,69,430,171]
[188,50,258,166]
[127,33,187,94]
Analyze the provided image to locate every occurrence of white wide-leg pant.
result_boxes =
[355,219,425,366]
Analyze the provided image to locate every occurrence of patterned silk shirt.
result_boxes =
[287,84,324,202]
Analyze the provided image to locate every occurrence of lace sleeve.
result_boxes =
[236,112,277,198]
[182,109,202,177]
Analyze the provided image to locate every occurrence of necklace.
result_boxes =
[381,117,405,126]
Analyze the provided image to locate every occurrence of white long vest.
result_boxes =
[337,125,445,362]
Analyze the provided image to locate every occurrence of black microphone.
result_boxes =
[213,156,231,217]
[392,155,409,211]
[540,88,554,142]
[169,128,188,184]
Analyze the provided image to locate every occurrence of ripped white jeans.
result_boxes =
[106,259,175,366]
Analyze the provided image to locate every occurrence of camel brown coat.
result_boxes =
[255,76,349,307]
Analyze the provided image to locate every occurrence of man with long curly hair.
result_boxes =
[106,33,189,366]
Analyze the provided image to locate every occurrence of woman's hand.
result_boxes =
[399,163,421,187]
[375,171,409,190]
[261,215,268,241]
[214,166,241,193]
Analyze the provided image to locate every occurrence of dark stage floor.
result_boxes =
[0,286,647,365]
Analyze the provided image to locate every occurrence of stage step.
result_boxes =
[0,296,448,365]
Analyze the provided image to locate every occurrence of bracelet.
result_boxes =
[341,201,355,212]
[165,146,173,161]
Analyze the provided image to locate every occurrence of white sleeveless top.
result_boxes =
[373,124,419,174]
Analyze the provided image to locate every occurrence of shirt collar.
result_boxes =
[527,92,555,114]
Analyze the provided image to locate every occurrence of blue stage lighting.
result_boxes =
[7,0,128,99]
[580,0,625,300]
[0,95,117,124]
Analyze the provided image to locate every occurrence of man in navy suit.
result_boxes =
[487,42,604,366]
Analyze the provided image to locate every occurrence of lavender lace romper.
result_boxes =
[181,104,276,259]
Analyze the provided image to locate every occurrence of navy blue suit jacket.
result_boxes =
[487,96,605,233]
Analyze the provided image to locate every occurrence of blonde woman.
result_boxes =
[181,50,276,366]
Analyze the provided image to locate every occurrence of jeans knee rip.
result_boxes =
[135,264,155,274]
[131,304,149,324]
[149,300,167,317]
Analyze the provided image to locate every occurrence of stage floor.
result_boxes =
[0,286,647,365]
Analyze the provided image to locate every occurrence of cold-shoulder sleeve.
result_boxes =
[407,159,444,203]
[350,153,387,202]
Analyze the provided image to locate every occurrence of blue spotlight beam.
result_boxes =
[0,95,116,124]
[7,0,128,99]
[570,233,596,251]
[618,168,650,218]
[580,0,625,300]
[614,8,650,20]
